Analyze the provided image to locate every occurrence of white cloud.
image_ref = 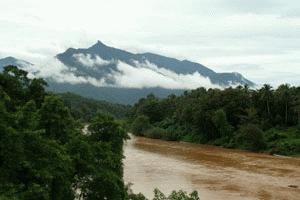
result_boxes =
[110,60,220,89]
[73,53,113,67]
[27,58,107,86]
[0,0,300,86]
[22,56,220,89]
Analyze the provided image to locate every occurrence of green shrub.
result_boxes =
[182,133,202,143]
[163,129,181,141]
[144,127,167,139]
[153,188,200,200]
[270,139,300,155]
[235,124,266,152]
[264,129,288,142]
[131,115,151,136]
[213,136,230,146]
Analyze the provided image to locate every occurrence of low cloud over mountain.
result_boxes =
[0,41,254,104]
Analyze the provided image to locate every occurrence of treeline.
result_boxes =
[130,85,300,155]
[0,65,199,200]
[59,92,131,121]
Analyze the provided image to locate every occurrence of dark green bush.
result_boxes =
[131,115,151,136]
[144,127,168,139]
[235,124,266,152]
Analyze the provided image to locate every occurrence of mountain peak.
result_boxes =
[2,56,18,61]
[89,40,107,49]
[0,56,33,70]
[96,40,105,45]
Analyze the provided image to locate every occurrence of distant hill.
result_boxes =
[0,57,33,71]
[58,92,131,121]
[0,41,254,104]
[50,82,184,105]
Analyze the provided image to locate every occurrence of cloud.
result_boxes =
[110,60,220,89]
[27,57,107,86]
[22,55,220,90]
[1,0,300,86]
[56,50,220,89]
[73,53,113,67]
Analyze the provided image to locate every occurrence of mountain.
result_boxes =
[57,41,254,86]
[0,57,33,71]
[0,41,254,104]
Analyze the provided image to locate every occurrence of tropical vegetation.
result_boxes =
[0,65,199,199]
[130,85,300,155]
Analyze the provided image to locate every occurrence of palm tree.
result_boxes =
[259,84,273,117]
[292,99,300,127]
[276,84,291,125]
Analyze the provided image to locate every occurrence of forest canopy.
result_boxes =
[59,92,131,121]
[0,65,200,200]
[130,85,300,155]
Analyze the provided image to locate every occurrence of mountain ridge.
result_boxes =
[0,41,255,104]
[57,41,254,87]
[0,56,33,70]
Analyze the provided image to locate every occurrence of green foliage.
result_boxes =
[235,124,266,151]
[130,84,300,155]
[39,95,74,144]
[0,66,200,199]
[0,66,128,200]
[153,189,200,200]
[144,127,168,139]
[264,128,300,155]
[182,133,201,143]
[59,92,131,121]
[131,115,152,136]
[134,94,165,123]
[125,184,148,200]
[125,186,200,200]
[212,109,233,138]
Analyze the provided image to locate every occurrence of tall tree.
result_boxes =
[275,84,292,125]
[259,84,273,117]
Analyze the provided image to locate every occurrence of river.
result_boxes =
[124,136,300,200]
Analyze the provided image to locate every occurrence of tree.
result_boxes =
[0,65,30,109]
[39,95,74,144]
[275,84,292,125]
[235,124,266,151]
[291,97,300,128]
[16,101,38,130]
[240,107,259,125]
[28,78,47,107]
[0,67,132,199]
[259,84,273,117]
[212,109,233,138]
[125,188,200,200]
[136,95,164,123]
[153,189,200,200]
[79,113,128,200]
[131,115,151,136]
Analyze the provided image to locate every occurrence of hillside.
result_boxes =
[58,92,131,121]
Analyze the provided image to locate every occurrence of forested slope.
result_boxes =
[130,85,300,156]
[58,92,131,121]
[0,65,199,200]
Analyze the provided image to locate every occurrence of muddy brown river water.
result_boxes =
[124,136,300,200]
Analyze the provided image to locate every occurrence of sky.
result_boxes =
[0,0,300,86]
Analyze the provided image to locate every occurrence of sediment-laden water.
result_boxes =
[124,136,300,200]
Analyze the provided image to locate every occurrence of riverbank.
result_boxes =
[124,136,300,200]
[130,125,300,156]
[130,86,300,157]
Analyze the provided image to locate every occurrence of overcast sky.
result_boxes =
[0,0,300,86]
